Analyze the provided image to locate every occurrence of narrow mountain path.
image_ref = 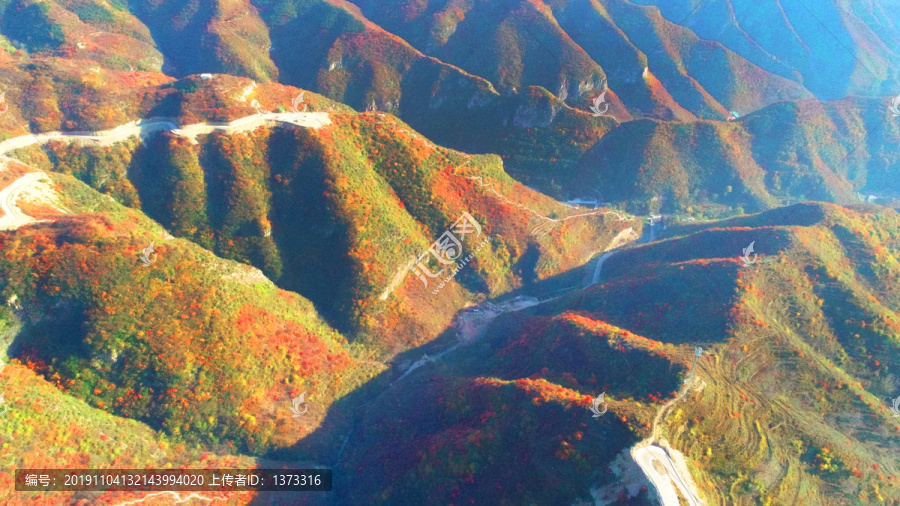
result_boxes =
[581,222,705,505]
[589,251,616,286]
[0,112,332,157]
[0,171,52,230]
[630,351,705,505]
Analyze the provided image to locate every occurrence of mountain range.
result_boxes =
[0,0,898,504]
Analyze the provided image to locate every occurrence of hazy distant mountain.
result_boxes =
[633,0,900,100]
[573,96,900,215]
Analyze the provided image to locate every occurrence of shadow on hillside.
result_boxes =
[263,318,461,460]
[262,249,647,464]
[264,208,803,466]
[480,310,688,397]
[267,305,644,504]
[7,302,91,376]
[263,219,791,499]
[265,129,358,335]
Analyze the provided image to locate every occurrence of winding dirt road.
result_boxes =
[0,112,332,157]
[580,224,705,505]
[0,171,51,230]
[630,352,705,506]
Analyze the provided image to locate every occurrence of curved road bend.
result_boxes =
[632,443,703,506]
[0,112,333,158]
[0,171,49,230]
[589,251,616,286]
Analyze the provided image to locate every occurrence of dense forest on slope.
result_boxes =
[0,0,898,504]
[335,202,900,504]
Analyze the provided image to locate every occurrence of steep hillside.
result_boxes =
[0,0,163,71]
[0,59,171,137]
[0,57,622,196]
[251,0,624,178]
[1,4,898,504]
[563,202,900,503]
[5,61,892,227]
[335,202,900,505]
[0,361,260,504]
[346,0,812,118]
[127,0,278,82]
[574,96,900,216]
[3,0,889,206]
[0,0,844,120]
[0,165,386,459]
[4,98,638,349]
[634,0,900,100]
[337,309,685,505]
